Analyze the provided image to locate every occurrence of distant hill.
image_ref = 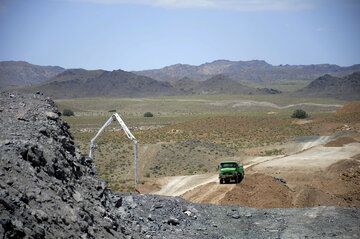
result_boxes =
[294,72,360,100]
[18,70,280,99]
[0,61,64,89]
[19,69,178,99]
[171,74,280,95]
[133,60,360,85]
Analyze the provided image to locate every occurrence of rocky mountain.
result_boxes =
[18,70,280,99]
[1,92,360,238]
[0,61,65,89]
[19,69,178,99]
[133,60,360,84]
[295,71,360,100]
[172,74,281,95]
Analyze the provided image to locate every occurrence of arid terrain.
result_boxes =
[1,92,360,238]
[2,0,360,237]
[150,133,360,208]
[53,96,360,210]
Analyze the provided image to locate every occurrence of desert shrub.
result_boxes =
[144,112,154,117]
[108,109,116,112]
[145,173,150,178]
[63,109,74,116]
[291,109,308,119]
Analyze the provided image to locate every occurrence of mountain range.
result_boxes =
[2,60,359,100]
[0,61,65,89]
[2,60,360,90]
[18,69,279,99]
[134,60,360,84]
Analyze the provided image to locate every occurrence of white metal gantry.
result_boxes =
[89,113,139,191]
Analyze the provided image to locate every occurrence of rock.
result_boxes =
[35,209,48,222]
[73,191,83,202]
[147,214,154,221]
[124,196,137,209]
[232,214,240,219]
[114,197,123,208]
[167,217,180,226]
[184,210,194,217]
[273,177,287,184]
[45,112,59,120]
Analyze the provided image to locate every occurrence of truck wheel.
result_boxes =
[239,174,244,182]
[219,179,223,184]
[236,175,239,183]
[225,178,229,184]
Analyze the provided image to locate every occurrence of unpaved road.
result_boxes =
[152,135,360,208]
[154,162,257,197]
[154,174,218,196]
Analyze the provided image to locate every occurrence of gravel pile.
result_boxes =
[1,92,359,238]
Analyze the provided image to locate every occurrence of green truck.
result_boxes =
[219,161,244,184]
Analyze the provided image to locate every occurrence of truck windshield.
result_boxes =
[220,163,237,168]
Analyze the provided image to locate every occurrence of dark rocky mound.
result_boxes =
[1,93,360,238]
[0,92,130,238]
[295,72,360,100]
[19,69,178,99]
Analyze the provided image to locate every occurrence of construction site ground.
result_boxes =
[143,133,360,208]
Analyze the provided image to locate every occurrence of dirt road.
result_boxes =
[151,135,360,208]
[154,174,218,196]
[154,162,258,197]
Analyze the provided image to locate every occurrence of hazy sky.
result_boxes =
[0,0,359,71]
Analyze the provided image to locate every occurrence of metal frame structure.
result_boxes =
[89,113,139,191]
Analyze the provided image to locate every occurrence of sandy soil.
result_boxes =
[153,174,219,196]
[149,135,360,208]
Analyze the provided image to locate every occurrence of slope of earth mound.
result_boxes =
[1,92,360,238]
[335,101,360,115]
[182,173,294,208]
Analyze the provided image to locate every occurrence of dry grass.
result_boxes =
[56,95,353,193]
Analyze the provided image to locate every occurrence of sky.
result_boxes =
[0,0,359,71]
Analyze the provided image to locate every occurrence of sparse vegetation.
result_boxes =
[62,109,74,116]
[56,95,351,193]
[291,109,308,119]
[144,112,154,117]
[259,148,284,156]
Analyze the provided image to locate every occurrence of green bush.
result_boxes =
[108,109,116,112]
[144,112,154,117]
[291,109,308,119]
[63,109,74,116]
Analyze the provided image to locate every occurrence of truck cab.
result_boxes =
[219,161,244,184]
